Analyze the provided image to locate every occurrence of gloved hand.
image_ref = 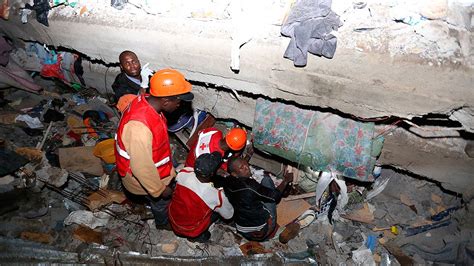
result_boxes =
[140,63,153,88]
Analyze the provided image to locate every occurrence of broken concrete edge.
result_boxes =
[381,164,470,201]
[0,236,288,264]
[1,15,473,120]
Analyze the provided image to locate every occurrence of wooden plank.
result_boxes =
[277,199,311,227]
[59,146,103,176]
[341,203,375,224]
[283,192,316,201]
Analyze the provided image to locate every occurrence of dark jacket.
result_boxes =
[111,72,141,103]
[223,175,283,228]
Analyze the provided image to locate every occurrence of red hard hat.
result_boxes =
[225,128,247,151]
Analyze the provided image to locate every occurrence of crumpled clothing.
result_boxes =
[111,0,127,10]
[25,43,84,85]
[315,171,348,210]
[25,43,55,65]
[281,0,341,67]
[15,114,43,128]
[24,0,51,27]
[40,53,64,80]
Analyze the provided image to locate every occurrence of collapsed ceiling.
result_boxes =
[1,0,474,264]
[1,1,473,193]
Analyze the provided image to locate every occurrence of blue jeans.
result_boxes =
[146,195,171,226]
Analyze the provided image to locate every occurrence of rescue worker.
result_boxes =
[115,68,193,229]
[112,51,194,128]
[184,127,248,172]
[168,152,234,243]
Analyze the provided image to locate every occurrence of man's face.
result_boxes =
[235,160,251,178]
[162,98,182,113]
[120,53,141,78]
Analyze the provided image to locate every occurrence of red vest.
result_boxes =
[115,94,172,178]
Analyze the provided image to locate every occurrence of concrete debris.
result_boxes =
[64,210,111,229]
[352,246,376,266]
[450,107,474,133]
[36,166,68,187]
[0,174,15,186]
[419,0,448,20]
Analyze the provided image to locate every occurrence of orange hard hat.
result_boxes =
[116,94,137,112]
[225,128,247,151]
[149,68,194,101]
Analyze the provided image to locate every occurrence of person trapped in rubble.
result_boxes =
[168,152,234,243]
[185,127,250,174]
[114,68,194,230]
[112,50,194,129]
[111,50,150,102]
[223,157,293,241]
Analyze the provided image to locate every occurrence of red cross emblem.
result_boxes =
[199,143,207,151]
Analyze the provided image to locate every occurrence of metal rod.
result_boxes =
[36,121,53,150]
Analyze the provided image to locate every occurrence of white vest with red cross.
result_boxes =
[185,127,225,168]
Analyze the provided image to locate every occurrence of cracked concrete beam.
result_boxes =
[1,14,473,120]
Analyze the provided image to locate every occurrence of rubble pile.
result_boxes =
[0,37,472,264]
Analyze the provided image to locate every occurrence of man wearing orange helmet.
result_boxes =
[185,127,248,172]
[115,68,194,229]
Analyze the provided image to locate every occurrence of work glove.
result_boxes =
[140,63,153,89]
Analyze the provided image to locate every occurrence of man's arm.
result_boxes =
[276,170,293,194]
[122,121,167,197]
[247,172,293,204]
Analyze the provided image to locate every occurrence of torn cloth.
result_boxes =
[281,0,341,67]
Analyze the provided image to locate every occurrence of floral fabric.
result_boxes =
[253,98,383,182]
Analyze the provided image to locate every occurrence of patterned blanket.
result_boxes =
[253,98,384,182]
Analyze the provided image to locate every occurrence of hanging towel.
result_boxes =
[281,0,341,67]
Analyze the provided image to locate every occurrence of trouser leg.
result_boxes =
[147,195,171,226]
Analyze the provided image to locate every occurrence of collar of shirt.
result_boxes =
[125,74,141,86]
